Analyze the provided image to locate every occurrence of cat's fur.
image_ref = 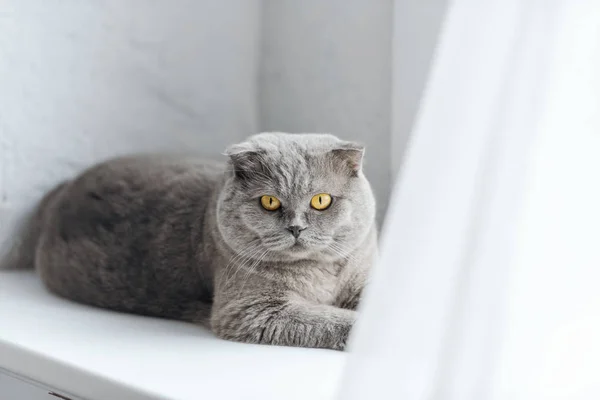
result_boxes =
[4,133,377,350]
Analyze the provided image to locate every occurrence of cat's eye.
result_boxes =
[310,193,332,211]
[260,195,281,211]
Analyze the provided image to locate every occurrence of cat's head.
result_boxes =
[217,132,376,262]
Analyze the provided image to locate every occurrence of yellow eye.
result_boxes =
[310,193,332,210]
[260,195,281,211]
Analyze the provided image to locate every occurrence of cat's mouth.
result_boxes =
[290,241,306,250]
[287,239,330,254]
[260,235,330,257]
[260,239,307,255]
[278,239,314,256]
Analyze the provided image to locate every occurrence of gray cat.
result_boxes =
[4,132,377,350]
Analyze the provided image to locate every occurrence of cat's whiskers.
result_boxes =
[220,243,264,292]
[228,249,264,284]
[221,242,259,277]
[237,249,271,296]
[332,242,360,261]
[328,242,361,265]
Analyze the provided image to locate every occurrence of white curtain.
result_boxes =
[340,1,600,399]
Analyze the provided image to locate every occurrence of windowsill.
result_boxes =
[0,271,345,400]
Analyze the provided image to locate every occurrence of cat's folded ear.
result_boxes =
[224,143,265,180]
[330,142,365,177]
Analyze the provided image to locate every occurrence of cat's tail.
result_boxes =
[0,181,69,270]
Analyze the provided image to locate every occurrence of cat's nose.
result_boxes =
[287,225,306,239]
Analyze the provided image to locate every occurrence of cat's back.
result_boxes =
[55,154,224,228]
[76,153,224,196]
[36,154,224,317]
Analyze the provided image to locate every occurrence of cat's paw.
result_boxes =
[338,289,362,311]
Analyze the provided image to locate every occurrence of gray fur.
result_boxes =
[4,132,378,350]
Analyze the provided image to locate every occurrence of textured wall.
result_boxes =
[259,0,394,222]
[0,0,261,244]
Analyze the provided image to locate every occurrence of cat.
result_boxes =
[3,132,378,350]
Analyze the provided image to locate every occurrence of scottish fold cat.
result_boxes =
[4,133,377,350]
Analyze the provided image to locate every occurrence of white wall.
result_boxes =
[0,0,447,241]
[391,0,448,177]
[260,0,394,222]
[0,0,261,242]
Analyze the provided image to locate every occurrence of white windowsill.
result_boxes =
[0,271,345,400]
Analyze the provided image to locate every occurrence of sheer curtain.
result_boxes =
[340,1,600,399]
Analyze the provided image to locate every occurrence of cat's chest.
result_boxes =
[284,261,344,304]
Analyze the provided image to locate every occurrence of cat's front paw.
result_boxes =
[338,289,362,311]
[211,303,356,351]
[324,314,356,351]
[332,329,352,351]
